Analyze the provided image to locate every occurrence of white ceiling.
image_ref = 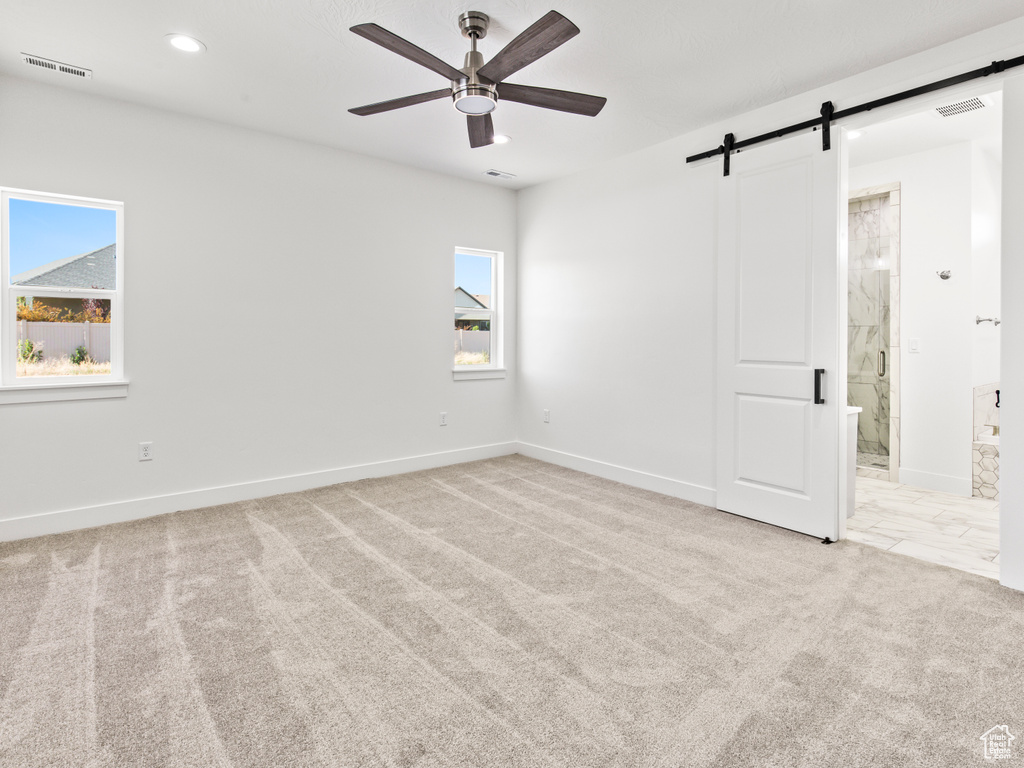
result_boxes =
[2,0,1023,189]
[848,91,1003,168]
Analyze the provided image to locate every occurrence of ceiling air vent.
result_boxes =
[483,169,516,180]
[21,53,92,79]
[935,96,986,118]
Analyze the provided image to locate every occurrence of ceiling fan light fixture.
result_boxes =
[452,83,497,114]
[348,10,605,147]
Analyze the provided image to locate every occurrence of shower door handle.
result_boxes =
[878,350,886,377]
[814,369,826,405]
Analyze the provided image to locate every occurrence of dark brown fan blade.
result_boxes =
[477,11,579,83]
[498,82,606,116]
[350,23,466,81]
[349,88,451,116]
[467,114,494,148]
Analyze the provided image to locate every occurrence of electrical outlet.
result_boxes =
[139,442,154,461]
[440,412,447,427]
[543,409,550,423]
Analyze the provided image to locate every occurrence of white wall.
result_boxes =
[0,75,518,537]
[972,138,1003,387]
[516,18,1024,589]
[850,143,975,495]
[4,18,1024,591]
[516,33,1022,504]
[516,142,718,501]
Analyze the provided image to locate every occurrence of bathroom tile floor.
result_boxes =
[856,451,889,470]
[848,476,999,579]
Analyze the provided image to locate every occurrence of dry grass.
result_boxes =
[17,357,112,377]
[454,351,490,366]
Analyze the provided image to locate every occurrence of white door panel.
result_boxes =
[717,130,844,540]
[735,395,810,494]
[736,161,813,365]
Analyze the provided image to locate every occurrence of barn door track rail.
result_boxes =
[687,54,1024,176]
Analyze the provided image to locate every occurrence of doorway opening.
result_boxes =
[848,183,900,482]
[844,88,1002,579]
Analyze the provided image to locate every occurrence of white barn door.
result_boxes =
[716,130,844,540]
[1000,74,1024,591]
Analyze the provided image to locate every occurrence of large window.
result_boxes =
[1,188,125,402]
[454,247,503,378]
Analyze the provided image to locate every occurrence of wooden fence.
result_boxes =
[21,323,477,363]
[454,330,490,354]
[17,320,111,363]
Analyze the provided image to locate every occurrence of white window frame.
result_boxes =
[0,187,127,404]
[453,247,505,380]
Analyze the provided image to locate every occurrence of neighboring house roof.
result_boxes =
[471,294,490,308]
[11,244,116,290]
[455,286,487,309]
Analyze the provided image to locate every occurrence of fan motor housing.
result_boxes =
[452,49,496,114]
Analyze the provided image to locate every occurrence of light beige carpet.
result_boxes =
[1,454,1022,767]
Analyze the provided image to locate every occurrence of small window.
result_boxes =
[2,188,125,402]
[454,248,503,378]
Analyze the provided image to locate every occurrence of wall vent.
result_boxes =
[483,169,516,180]
[21,53,92,79]
[935,96,986,118]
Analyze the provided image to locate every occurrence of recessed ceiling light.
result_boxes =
[848,129,865,140]
[165,34,206,54]
[493,134,511,145]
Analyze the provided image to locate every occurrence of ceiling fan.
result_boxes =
[348,10,607,148]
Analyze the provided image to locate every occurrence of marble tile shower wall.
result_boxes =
[849,185,901,480]
[973,382,1000,441]
[849,196,887,457]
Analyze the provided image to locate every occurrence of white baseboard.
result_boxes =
[3,441,717,543]
[0,442,519,542]
[897,468,974,498]
[516,442,717,508]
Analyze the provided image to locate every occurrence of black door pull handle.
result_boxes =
[814,369,825,405]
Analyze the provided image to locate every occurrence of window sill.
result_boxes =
[0,379,129,405]
[453,367,506,381]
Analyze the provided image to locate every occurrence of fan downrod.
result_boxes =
[458,11,489,40]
